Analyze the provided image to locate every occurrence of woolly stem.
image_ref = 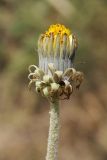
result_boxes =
[46,99,60,160]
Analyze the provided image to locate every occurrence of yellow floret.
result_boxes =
[44,24,71,37]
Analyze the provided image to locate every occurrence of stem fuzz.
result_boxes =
[46,99,59,160]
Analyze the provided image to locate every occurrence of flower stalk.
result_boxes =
[46,99,59,160]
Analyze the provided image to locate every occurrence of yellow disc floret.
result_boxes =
[45,24,71,37]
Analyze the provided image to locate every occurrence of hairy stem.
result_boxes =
[46,99,59,160]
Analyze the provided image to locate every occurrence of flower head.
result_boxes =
[38,24,77,73]
[28,24,83,100]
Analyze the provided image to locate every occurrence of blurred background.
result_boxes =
[0,0,107,159]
